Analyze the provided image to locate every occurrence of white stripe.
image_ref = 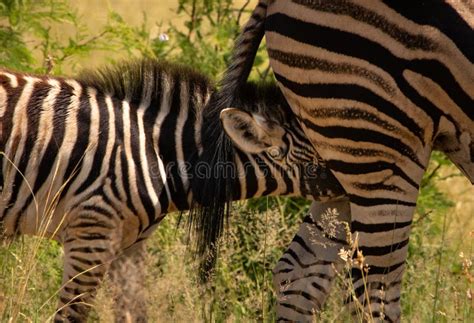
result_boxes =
[2,72,18,88]
[175,81,189,191]
[152,73,173,203]
[235,154,247,199]
[137,103,159,208]
[0,85,7,120]
[121,100,147,216]
[102,96,116,179]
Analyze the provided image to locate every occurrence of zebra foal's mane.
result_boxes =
[77,58,290,279]
[78,58,212,106]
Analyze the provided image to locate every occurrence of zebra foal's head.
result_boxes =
[219,104,333,199]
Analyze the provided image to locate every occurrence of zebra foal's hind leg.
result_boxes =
[273,198,351,322]
[55,207,120,322]
[109,241,148,323]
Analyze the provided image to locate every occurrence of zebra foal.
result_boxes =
[203,0,474,321]
[0,59,344,322]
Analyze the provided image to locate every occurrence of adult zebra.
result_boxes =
[206,0,474,321]
[0,59,345,322]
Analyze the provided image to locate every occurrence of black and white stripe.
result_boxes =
[212,0,473,321]
[0,59,345,322]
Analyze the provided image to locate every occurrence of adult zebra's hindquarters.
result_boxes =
[215,0,473,321]
[0,60,345,322]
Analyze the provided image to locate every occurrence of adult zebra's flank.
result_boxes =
[210,0,473,321]
[0,59,344,322]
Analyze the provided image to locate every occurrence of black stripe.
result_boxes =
[236,151,258,199]
[69,246,107,253]
[311,281,329,296]
[82,204,114,218]
[293,0,437,51]
[159,78,188,210]
[269,48,394,95]
[358,238,409,256]
[128,100,156,220]
[348,194,416,207]
[0,75,25,151]
[278,135,296,194]
[74,233,108,241]
[108,145,122,203]
[350,280,402,304]
[327,160,419,190]
[303,114,426,169]
[281,290,322,308]
[286,248,333,269]
[70,264,103,278]
[384,0,474,63]
[406,58,473,123]
[351,219,412,233]
[291,234,317,258]
[277,257,294,268]
[70,276,100,287]
[278,302,314,316]
[284,271,333,286]
[351,260,405,280]
[61,87,91,197]
[70,255,102,266]
[256,154,278,196]
[75,93,109,195]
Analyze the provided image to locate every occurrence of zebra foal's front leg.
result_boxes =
[273,198,351,322]
[55,208,120,322]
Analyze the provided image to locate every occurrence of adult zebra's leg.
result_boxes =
[55,208,119,322]
[346,202,416,322]
[109,241,148,323]
[273,198,351,322]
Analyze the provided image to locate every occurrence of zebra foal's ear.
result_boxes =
[220,108,287,157]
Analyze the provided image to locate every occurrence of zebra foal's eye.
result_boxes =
[268,147,284,160]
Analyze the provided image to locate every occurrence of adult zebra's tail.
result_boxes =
[213,0,267,113]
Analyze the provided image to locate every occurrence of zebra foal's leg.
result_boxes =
[55,208,120,322]
[273,198,351,322]
[109,241,148,323]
